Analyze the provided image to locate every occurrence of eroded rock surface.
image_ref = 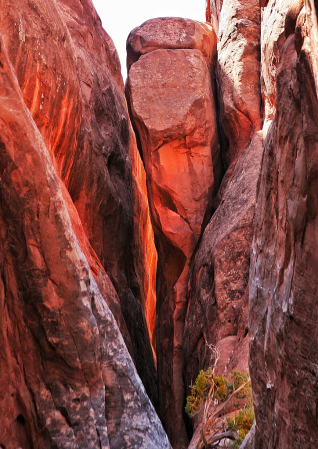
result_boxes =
[184,132,262,395]
[126,17,217,70]
[0,0,158,406]
[126,19,219,448]
[0,30,170,449]
[261,0,293,127]
[217,0,261,168]
[250,1,318,447]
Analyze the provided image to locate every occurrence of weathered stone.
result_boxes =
[206,0,223,33]
[183,132,262,403]
[261,0,292,128]
[0,32,171,449]
[249,3,318,446]
[217,0,261,168]
[127,38,219,448]
[126,17,217,71]
[0,0,158,406]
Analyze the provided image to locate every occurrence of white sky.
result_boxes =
[92,0,206,80]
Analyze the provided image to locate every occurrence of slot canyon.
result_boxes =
[0,0,317,448]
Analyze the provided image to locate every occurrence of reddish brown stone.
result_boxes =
[0,0,158,406]
[261,0,292,128]
[250,5,318,447]
[127,38,219,448]
[0,32,170,449]
[126,17,217,71]
[217,0,261,168]
[183,131,263,409]
[206,0,223,33]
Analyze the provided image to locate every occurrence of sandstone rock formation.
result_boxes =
[217,0,261,169]
[261,0,292,128]
[0,0,158,407]
[183,132,262,392]
[126,18,216,70]
[0,29,170,449]
[206,0,223,33]
[126,18,219,448]
[184,3,262,443]
[250,0,318,446]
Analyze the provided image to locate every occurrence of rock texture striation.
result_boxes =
[126,18,219,449]
[183,3,262,444]
[250,0,318,446]
[0,31,170,449]
[0,0,158,407]
[0,0,169,448]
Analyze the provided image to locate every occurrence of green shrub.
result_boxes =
[213,374,232,402]
[231,371,252,400]
[226,405,255,448]
[185,368,213,417]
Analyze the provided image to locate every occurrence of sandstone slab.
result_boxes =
[0,0,158,406]
[183,132,263,403]
[217,0,261,168]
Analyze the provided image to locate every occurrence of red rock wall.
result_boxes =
[184,3,262,444]
[0,0,158,407]
[0,30,170,449]
[249,0,318,446]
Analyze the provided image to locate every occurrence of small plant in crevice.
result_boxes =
[185,346,254,449]
[227,405,255,448]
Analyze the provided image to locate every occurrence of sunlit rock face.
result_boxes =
[250,0,318,446]
[126,17,219,449]
[0,0,158,408]
[0,0,170,447]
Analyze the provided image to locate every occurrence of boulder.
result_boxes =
[126,17,217,71]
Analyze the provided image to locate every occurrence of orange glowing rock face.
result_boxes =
[127,20,219,447]
[0,0,160,433]
[0,30,170,449]
[0,0,158,408]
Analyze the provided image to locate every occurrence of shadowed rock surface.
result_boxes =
[184,132,262,396]
[250,0,318,447]
[0,0,158,407]
[184,0,262,434]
